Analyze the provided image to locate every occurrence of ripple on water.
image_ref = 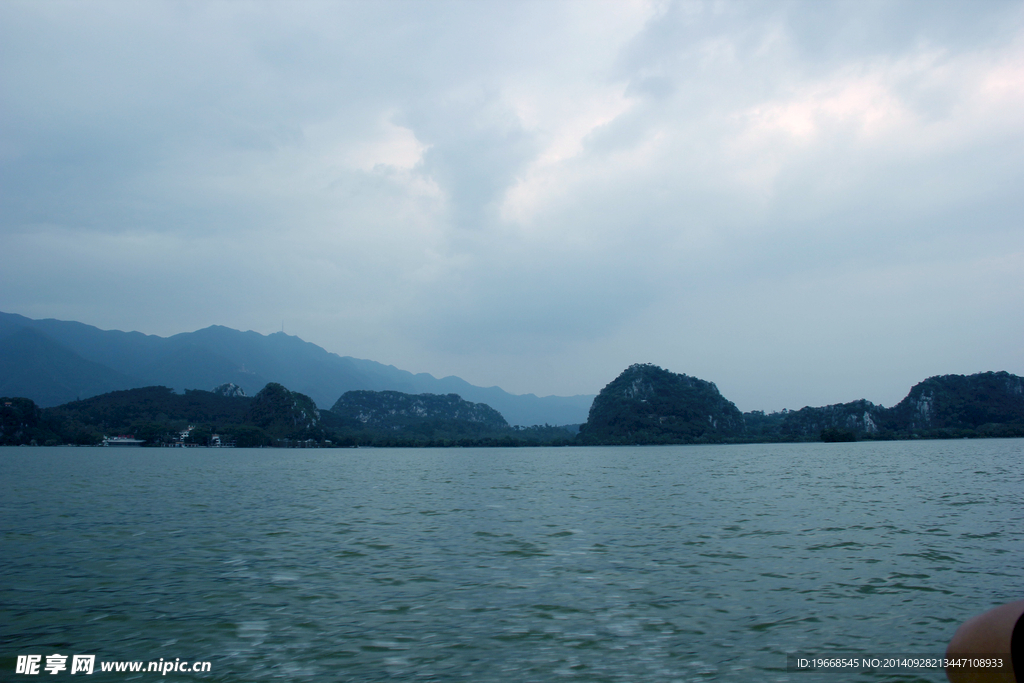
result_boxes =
[1,441,1022,681]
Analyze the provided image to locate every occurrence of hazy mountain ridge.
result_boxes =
[0,327,144,405]
[4,311,1022,443]
[0,312,593,425]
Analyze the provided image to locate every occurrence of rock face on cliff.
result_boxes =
[580,364,744,444]
[212,382,247,398]
[330,391,508,432]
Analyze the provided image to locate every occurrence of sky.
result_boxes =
[2,0,1023,412]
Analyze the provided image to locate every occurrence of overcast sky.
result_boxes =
[2,0,1022,412]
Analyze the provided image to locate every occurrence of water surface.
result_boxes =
[2,440,1022,681]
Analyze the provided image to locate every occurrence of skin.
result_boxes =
[946,600,1024,683]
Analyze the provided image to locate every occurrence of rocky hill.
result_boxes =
[579,364,744,444]
[882,371,1024,435]
[766,372,1024,440]
[6,364,1022,447]
[327,390,514,443]
[580,365,1024,444]
[30,382,331,447]
[246,382,326,442]
[776,399,885,440]
[332,390,508,429]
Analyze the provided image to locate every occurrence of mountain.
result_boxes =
[0,327,142,406]
[775,399,885,440]
[2,383,578,448]
[882,371,1024,435]
[580,364,1024,444]
[0,311,593,425]
[39,383,330,446]
[331,390,508,432]
[7,368,1022,447]
[762,372,1024,440]
[579,363,745,444]
[246,382,326,442]
[34,386,254,446]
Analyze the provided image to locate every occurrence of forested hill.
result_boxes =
[885,372,1024,434]
[579,364,744,444]
[331,391,508,430]
[754,371,1024,441]
[1,384,575,448]
[4,367,1022,447]
[580,366,1024,444]
[325,390,536,444]
[9,383,329,447]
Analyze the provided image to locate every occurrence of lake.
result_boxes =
[2,440,1022,681]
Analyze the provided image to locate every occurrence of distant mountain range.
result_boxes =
[0,311,594,426]
[4,357,1022,448]
[5,311,1022,442]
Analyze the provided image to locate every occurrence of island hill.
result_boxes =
[2,364,1023,447]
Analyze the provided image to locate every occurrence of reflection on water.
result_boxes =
[2,440,1022,681]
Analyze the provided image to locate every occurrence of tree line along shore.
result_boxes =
[2,366,1023,448]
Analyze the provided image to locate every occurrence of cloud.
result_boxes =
[1,0,1022,405]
